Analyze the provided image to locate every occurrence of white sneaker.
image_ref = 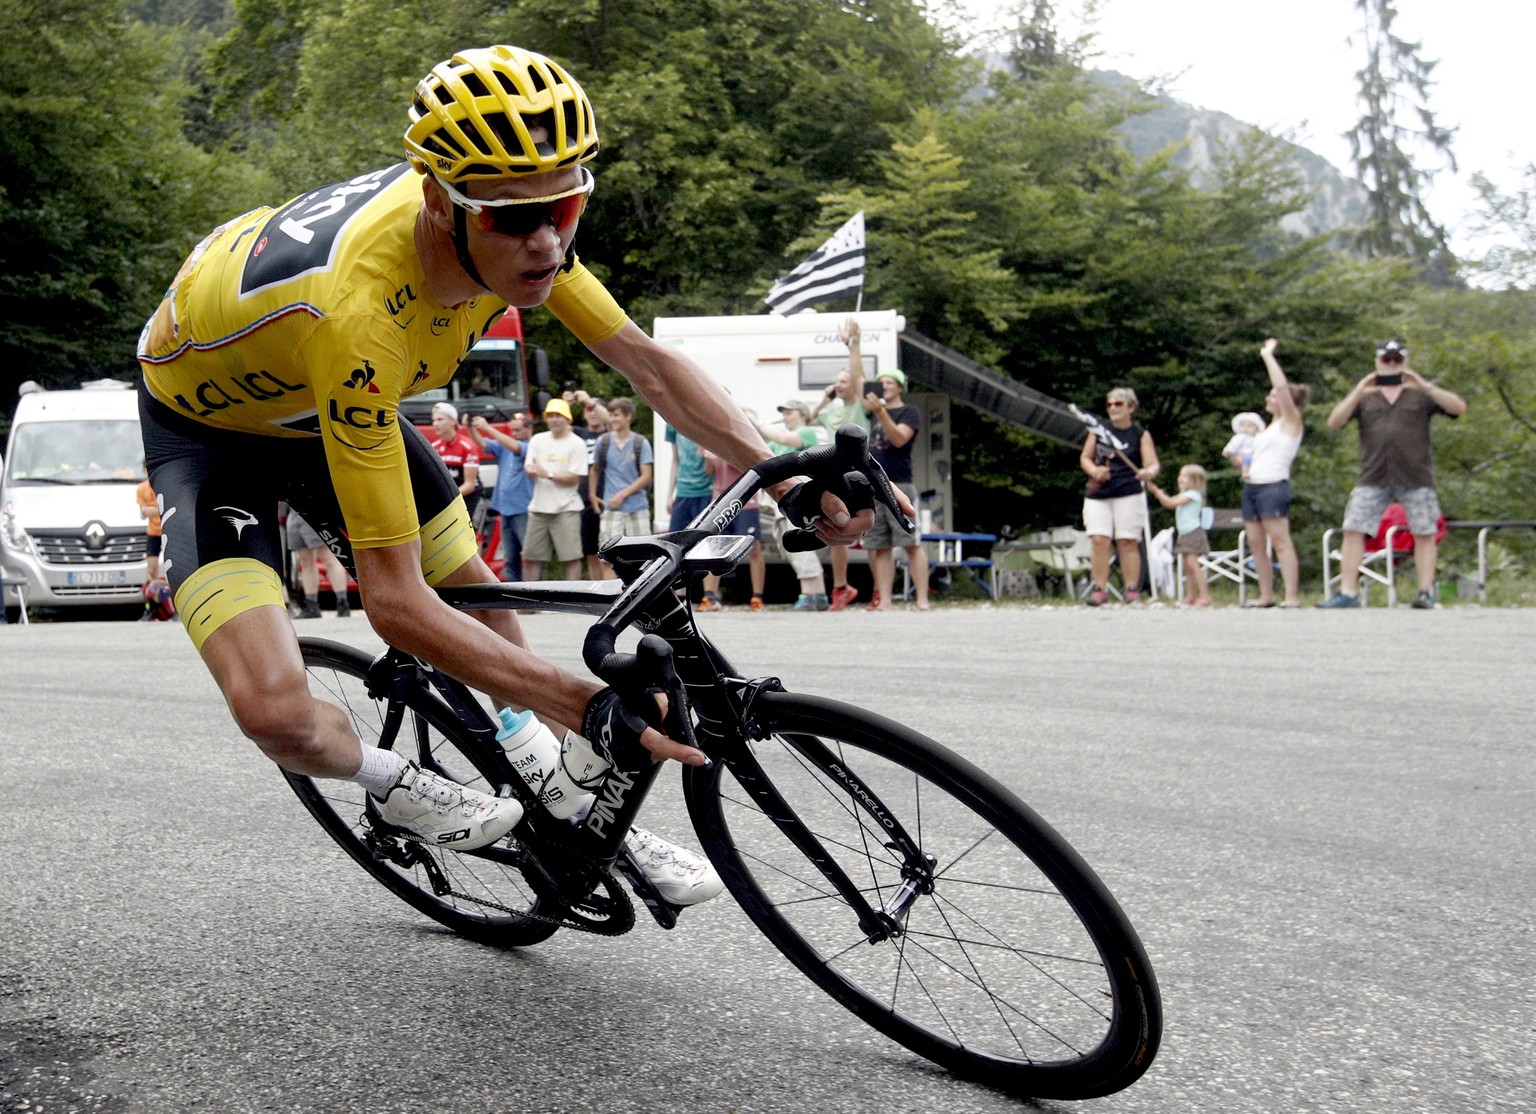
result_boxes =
[623,827,724,906]
[373,763,522,852]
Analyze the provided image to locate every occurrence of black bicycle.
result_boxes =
[283,428,1162,1100]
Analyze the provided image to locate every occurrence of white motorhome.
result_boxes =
[1,381,149,616]
[650,310,953,535]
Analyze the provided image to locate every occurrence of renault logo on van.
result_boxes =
[84,521,107,550]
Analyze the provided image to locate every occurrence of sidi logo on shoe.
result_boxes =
[435,828,471,844]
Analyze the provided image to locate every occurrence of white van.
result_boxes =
[1,380,148,616]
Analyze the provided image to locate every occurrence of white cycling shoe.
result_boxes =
[624,827,724,906]
[373,763,522,852]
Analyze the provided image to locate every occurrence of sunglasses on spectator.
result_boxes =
[1106,400,1128,408]
[1378,351,1405,364]
[437,166,594,237]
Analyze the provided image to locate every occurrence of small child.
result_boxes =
[1147,464,1211,606]
[1222,412,1265,477]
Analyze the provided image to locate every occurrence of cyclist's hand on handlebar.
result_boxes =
[767,478,877,545]
[581,687,708,768]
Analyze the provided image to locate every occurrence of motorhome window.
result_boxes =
[5,420,146,483]
[798,354,876,391]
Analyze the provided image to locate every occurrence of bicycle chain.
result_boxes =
[369,826,636,937]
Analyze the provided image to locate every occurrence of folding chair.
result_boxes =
[1192,508,1267,606]
[1322,504,1446,606]
[1023,526,1094,600]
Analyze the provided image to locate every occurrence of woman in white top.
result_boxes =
[1243,338,1313,606]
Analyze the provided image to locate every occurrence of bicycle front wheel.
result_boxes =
[685,691,1160,1099]
[287,638,558,948]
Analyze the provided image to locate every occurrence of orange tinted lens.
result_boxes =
[478,193,588,237]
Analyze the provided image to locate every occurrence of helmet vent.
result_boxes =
[461,73,491,98]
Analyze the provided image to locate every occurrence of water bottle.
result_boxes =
[495,709,604,821]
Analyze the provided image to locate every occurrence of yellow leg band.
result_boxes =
[419,497,479,587]
[175,558,287,652]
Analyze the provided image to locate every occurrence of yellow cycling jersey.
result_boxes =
[138,163,627,549]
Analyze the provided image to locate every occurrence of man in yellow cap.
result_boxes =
[521,397,588,580]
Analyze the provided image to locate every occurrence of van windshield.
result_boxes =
[4,420,146,485]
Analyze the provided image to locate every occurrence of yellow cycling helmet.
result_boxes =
[405,45,598,180]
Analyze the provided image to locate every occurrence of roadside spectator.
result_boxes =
[469,412,534,581]
[1222,412,1265,477]
[427,401,482,529]
[864,369,929,611]
[665,424,713,531]
[697,446,766,612]
[522,398,588,581]
[1317,339,1467,609]
[589,397,654,579]
[1244,338,1312,608]
[757,400,829,610]
[807,317,868,610]
[286,507,351,619]
[136,468,163,582]
[136,467,174,621]
[1147,465,1212,606]
[1079,387,1160,606]
[573,395,611,579]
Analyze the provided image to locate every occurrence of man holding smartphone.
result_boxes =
[1317,339,1467,609]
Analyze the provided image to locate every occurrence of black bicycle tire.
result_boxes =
[684,691,1161,1099]
[287,638,559,948]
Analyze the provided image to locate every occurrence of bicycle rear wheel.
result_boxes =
[287,638,558,947]
[685,691,1160,1099]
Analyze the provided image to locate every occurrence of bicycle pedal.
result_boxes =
[612,856,682,930]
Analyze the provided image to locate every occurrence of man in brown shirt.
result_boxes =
[1317,340,1467,609]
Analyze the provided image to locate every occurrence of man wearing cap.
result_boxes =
[1318,340,1467,609]
[427,401,483,529]
[864,370,930,611]
[522,398,589,581]
[758,399,830,610]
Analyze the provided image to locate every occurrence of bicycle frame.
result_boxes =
[355,433,926,933]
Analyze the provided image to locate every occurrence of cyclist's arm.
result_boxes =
[353,541,705,765]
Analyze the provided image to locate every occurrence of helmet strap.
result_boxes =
[450,205,490,292]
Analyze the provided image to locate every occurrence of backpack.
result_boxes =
[592,432,650,501]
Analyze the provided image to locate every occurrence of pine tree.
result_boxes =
[1346,0,1458,280]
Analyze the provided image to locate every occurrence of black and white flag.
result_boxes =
[764,211,865,316]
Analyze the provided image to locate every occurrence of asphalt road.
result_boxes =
[2,603,1532,1113]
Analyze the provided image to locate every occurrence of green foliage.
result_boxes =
[1470,165,1536,290]
[0,0,271,411]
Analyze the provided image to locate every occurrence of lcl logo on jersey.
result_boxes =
[385,284,416,318]
[328,398,394,431]
[346,360,381,394]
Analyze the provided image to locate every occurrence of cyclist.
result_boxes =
[136,45,882,903]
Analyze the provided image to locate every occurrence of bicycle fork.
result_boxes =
[722,686,938,943]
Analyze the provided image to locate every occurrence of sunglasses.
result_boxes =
[437,166,594,237]
[1378,351,1405,364]
[1106,400,1128,408]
